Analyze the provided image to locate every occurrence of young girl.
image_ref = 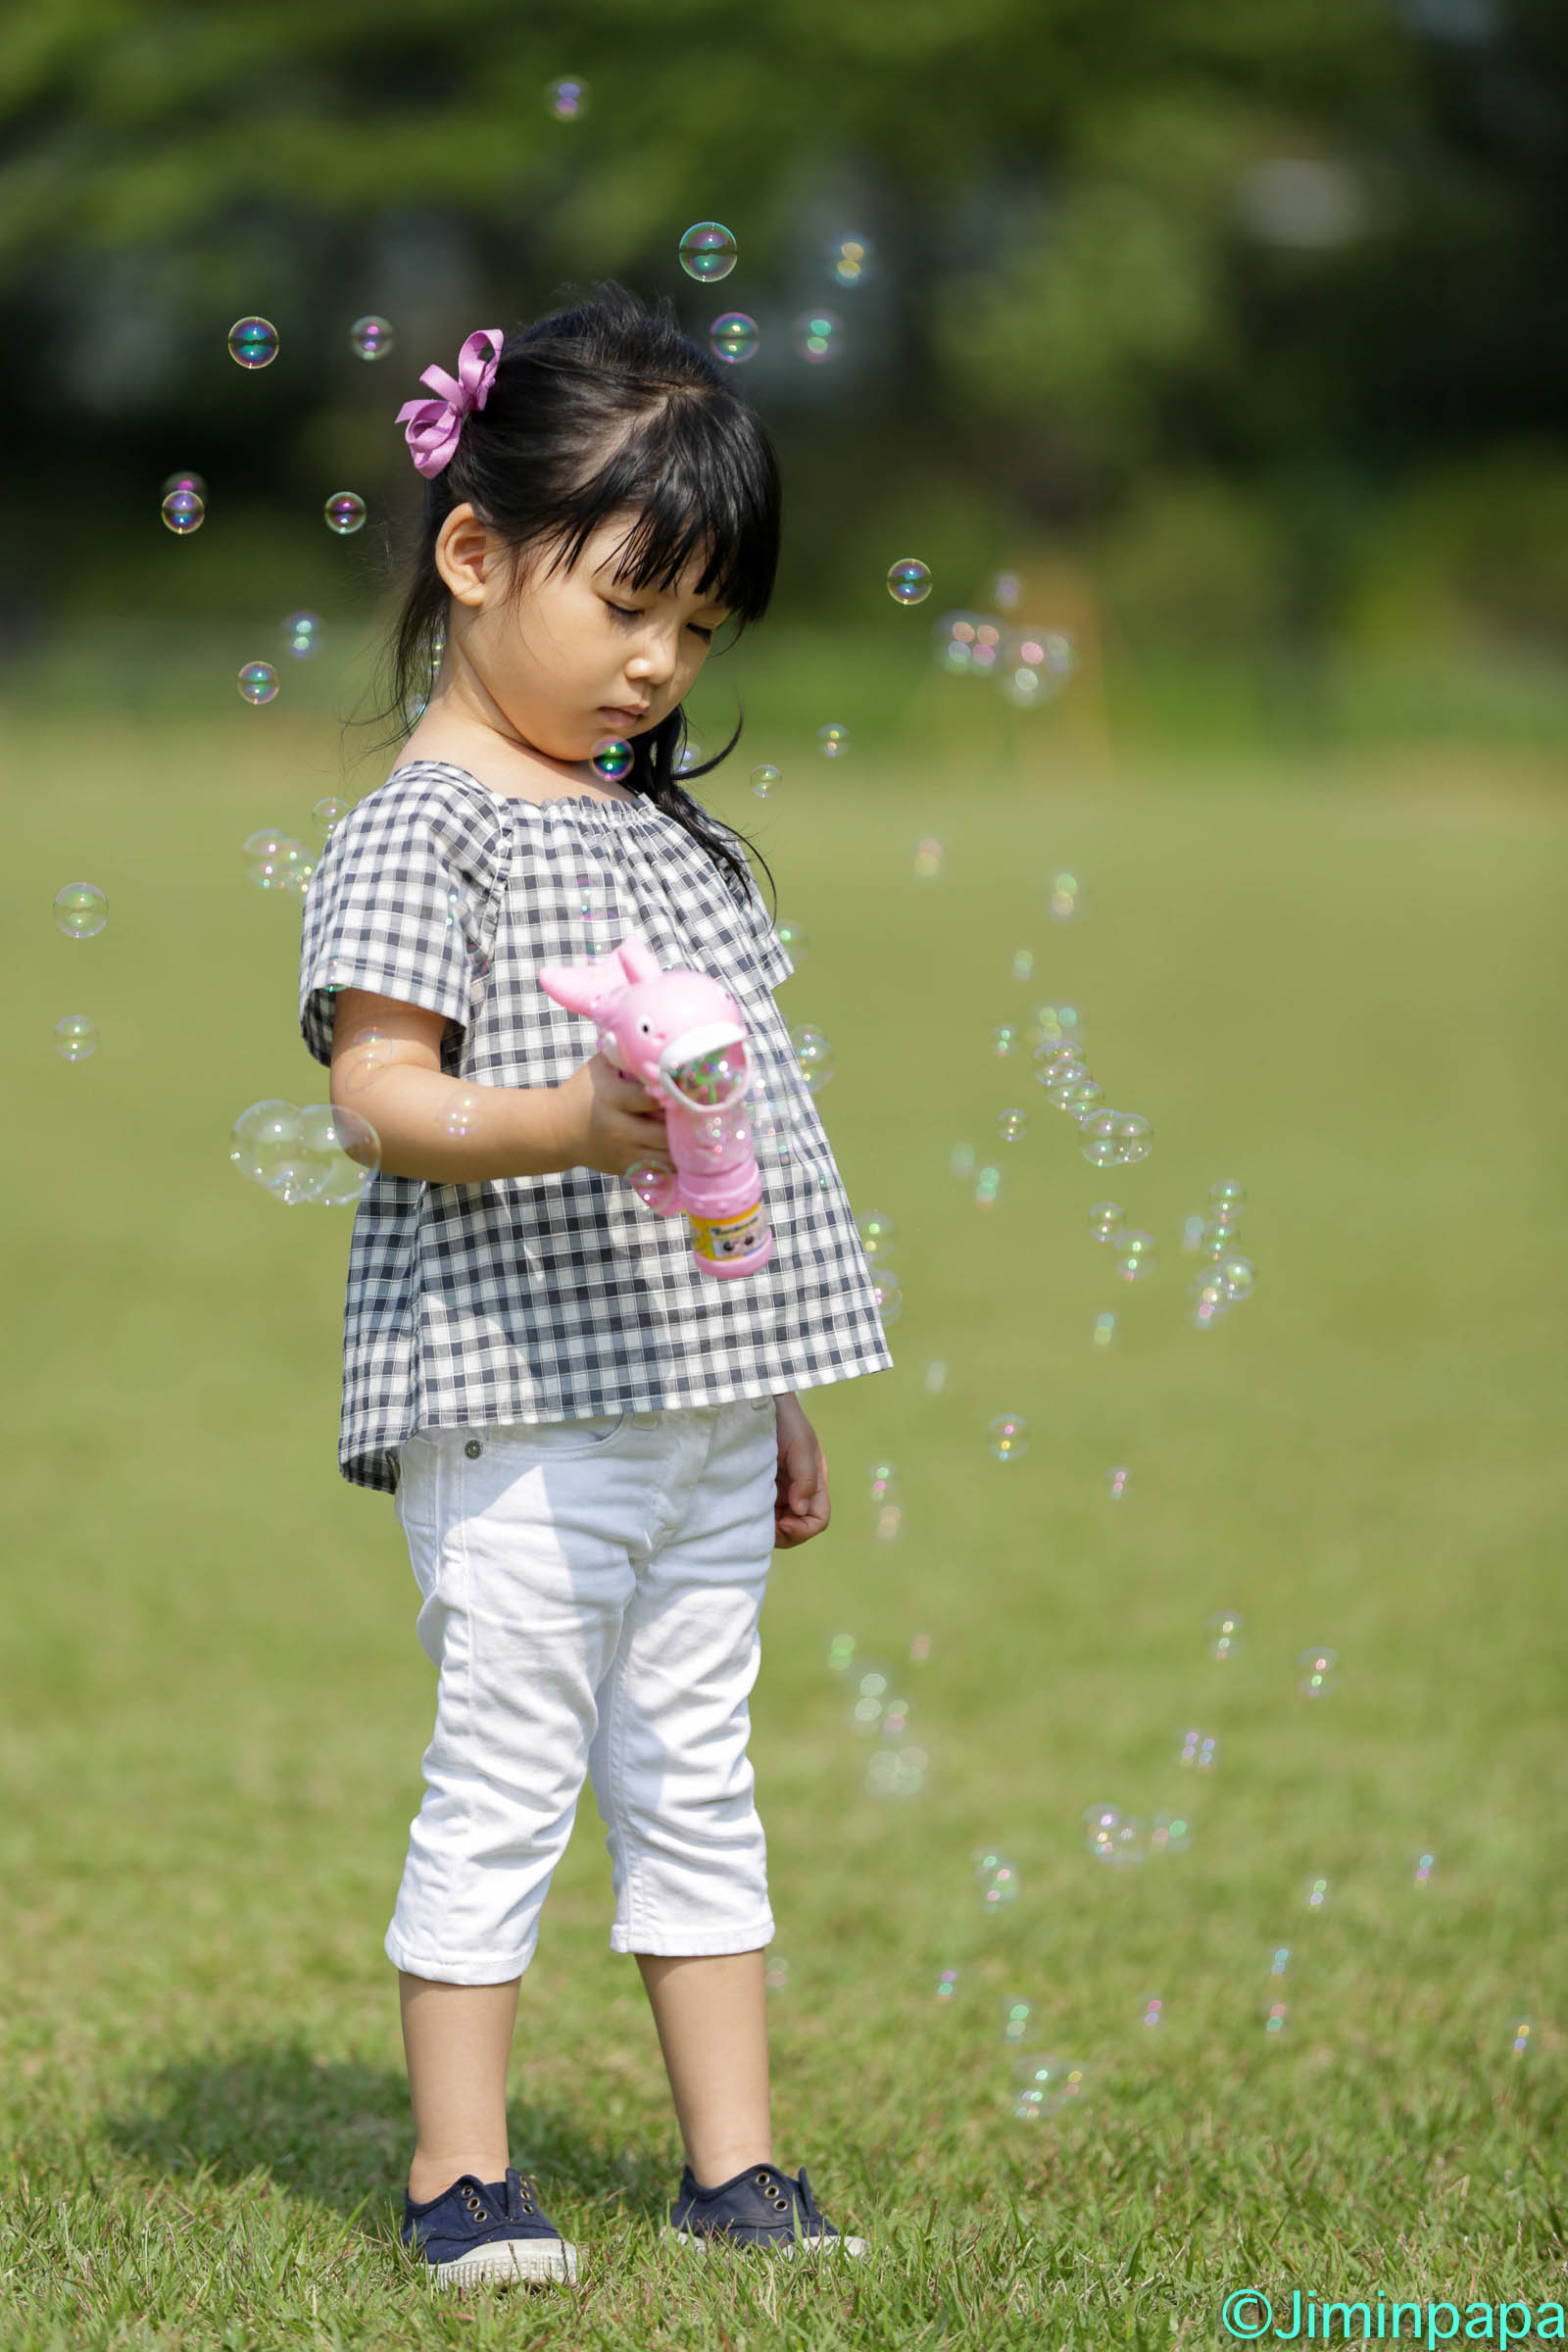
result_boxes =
[297,281,893,2291]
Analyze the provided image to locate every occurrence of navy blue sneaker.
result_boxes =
[664,2161,867,2257]
[400,2166,578,2288]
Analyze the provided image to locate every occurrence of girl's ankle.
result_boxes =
[408,2155,510,2203]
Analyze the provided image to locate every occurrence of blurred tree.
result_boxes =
[0,0,1562,648]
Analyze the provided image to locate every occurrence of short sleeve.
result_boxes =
[298,769,508,1067]
[723,846,795,992]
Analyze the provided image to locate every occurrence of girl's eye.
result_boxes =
[607,603,713,643]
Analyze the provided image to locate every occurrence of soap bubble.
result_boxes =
[546,74,589,119]
[282,610,323,659]
[1115,1113,1153,1164]
[1079,1110,1122,1168]
[775,915,807,964]
[856,1210,896,1261]
[625,1159,670,1209]
[1151,1813,1192,1854]
[1011,947,1035,981]
[972,1847,1020,1910]
[1298,1646,1340,1699]
[987,1413,1028,1462]
[913,836,945,879]
[871,1270,903,1326]
[816,722,850,758]
[933,611,1004,677]
[1059,1080,1103,1116]
[1192,1271,1231,1330]
[227,316,277,368]
[1181,1214,1207,1252]
[789,1025,835,1091]
[973,1164,1002,1209]
[53,883,108,940]
[923,1360,948,1394]
[746,1071,796,1166]
[1012,2053,1089,2122]
[827,230,874,287]
[349,315,394,361]
[1034,1002,1085,1047]
[311,797,350,838]
[887,557,932,606]
[590,736,633,783]
[323,491,367,535]
[1093,1311,1117,1348]
[679,220,737,281]
[793,309,843,363]
[998,1107,1027,1142]
[243,828,307,890]
[710,312,759,364]
[751,763,781,797]
[228,1102,308,1200]
[229,1099,380,1204]
[1116,1230,1155,1280]
[1177,1729,1219,1770]
[238,661,279,707]
[849,1662,897,1730]
[161,485,205,534]
[297,1102,382,1204]
[1091,1806,1152,1862]
[1218,1255,1255,1300]
[1211,1179,1246,1213]
[949,1143,976,1179]
[763,1953,789,1992]
[991,1025,1019,1057]
[1105,1464,1131,1500]
[1089,1201,1123,1242]
[866,1743,928,1798]
[162,469,208,502]
[826,1632,857,1674]
[1001,1996,1034,2043]
[1207,1610,1245,1661]
[1037,1046,1086,1084]
[674,733,707,775]
[1303,1875,1331,1911]
[994,572,1020,610]
[54,1014,97,1061]
[1049,872,1080,922]
[443,1091,486,1142]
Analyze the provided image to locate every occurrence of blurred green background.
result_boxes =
[4,8,1567,2341]
[1,0,1564,747]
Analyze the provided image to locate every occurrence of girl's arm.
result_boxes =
[328,987,668,1186]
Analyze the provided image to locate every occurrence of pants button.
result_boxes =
[464,1439,483,1458]
[632,1410,661,1429]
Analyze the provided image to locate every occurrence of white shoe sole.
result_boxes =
[423,2235,579,2288]
[664,2227,867,2259]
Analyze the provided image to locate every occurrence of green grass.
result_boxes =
[3,702,1565,2348]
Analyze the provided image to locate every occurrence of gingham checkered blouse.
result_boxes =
[298,760,894,1493]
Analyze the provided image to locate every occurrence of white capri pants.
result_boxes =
[384,1396,781,1985]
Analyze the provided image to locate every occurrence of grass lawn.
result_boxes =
[3,698,1565,2348]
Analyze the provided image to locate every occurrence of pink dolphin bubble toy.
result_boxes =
[536,930,774,1278]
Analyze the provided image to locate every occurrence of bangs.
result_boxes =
[535,395,776,625]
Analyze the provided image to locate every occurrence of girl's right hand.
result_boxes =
[549,1049,673,1178]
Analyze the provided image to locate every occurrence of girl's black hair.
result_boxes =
[368,277,781,915]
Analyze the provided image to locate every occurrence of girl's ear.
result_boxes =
[434,503,493,608]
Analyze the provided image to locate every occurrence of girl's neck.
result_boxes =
[399,710,640,807]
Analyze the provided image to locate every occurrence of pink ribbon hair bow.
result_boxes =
[395,327,505,477]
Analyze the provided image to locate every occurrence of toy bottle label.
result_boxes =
[687,1197,768,1264]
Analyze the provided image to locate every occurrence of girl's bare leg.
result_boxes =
[398,1971,520,2202]
[635,1949,773,2186]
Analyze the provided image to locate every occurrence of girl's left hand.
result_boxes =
[773,1394,830,1549]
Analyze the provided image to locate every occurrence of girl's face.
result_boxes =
[433,503,732,765]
